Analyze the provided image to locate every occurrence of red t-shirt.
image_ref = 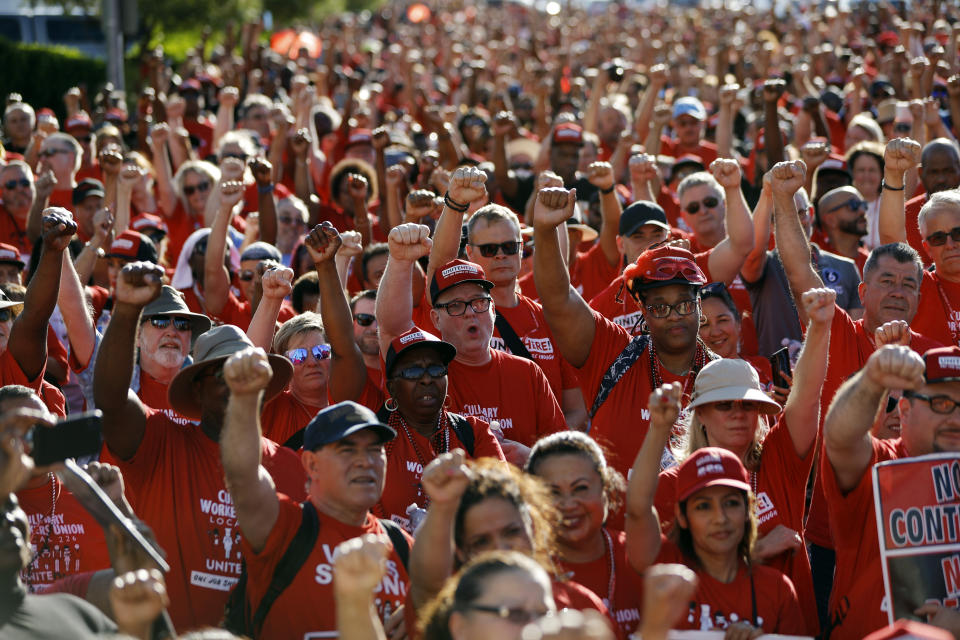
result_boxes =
[493,294,581,402]
[184,118,214,159]
[653,417,818,636]
[0,348,65,417]
[657,539,804,634]
[659,137,719,165]
[136,369,196,426]
[162,201,202,267]
[556,529,644,637]
[102,410,308,630]
[260,389,325,446]
[373,413,504,530]
[181,286,251,331]
[572,243,620,303]
[353,365,386,412]
[552,578,623,639]
[17,479,111,593]
[0,204,29,257]
[819,437,907,640]
[904,194,930,266]
[241,495,412,640]
[912,270,960,347]
[446,349,566,447]
[589,276,644,336]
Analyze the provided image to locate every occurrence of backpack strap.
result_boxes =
[378,517,411,570]
[587,335,650,425]
[446,412,475,457]
[250,501,321,636]
[494,311,535,361]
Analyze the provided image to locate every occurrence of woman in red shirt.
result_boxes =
[697,282,772,387]
[525,432,644,637]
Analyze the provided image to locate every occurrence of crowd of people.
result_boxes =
[2,0,960,638]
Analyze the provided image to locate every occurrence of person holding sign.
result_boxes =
[822,344,960,639]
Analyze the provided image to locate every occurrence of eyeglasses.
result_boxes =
[885,394,899,414]
[434,296,492,316]
[925,226,960,247]
[183,181,210,196]
[826,198,868,214]
[463,604,549,625]
[3,178,30,190]
[39,148,71,158]
[148,316,192,332]
[893,122,912,133]
[286,344,332,365]
[239,270,255,282]
[643,298,698,319]
[278,216,301,225]
[683,196,720,215]
[0,308,13,322]
[711,399,762,412]
[471,241,522,258]
[354,313,376,327]
[904,391,960,415]
[395,364,447,380]
[220,152,249,162]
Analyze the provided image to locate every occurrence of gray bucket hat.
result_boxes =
[141,286,212,341]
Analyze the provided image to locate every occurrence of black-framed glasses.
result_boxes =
[354,313,376,327]
[149,316,192,332]
[463,604,549,625]
[395,364,447,380]
[826,198,868,214]
[926,226,960,248]
[239,270,255,282]
[683,196,720,215]
[3,178,30,190]
[434,296,492,316]
[471,241,522,257]
[286,344,332,365]
[904,391,960,415]
[183,181,210,197]
[0,308,13,322]
[643,299,698,319]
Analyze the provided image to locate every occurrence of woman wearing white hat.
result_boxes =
[649,287,835,638]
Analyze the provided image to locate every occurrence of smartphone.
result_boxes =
[769,347,792,389]
[31,410,103,466]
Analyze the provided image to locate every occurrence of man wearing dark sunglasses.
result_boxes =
[816,186,870,272]
[0,162,34,256]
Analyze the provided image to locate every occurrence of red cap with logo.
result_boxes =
[430,259,494,302]
[675,447,751,503]
[384,327,457,377]
[346,128,374,149]
[106,230,159,263]
[552,122,584,146]
[623,245,706,293]
[0,243,24,268]
[923,346,960,384]
[65,111,93,131]
[131,212,169,236]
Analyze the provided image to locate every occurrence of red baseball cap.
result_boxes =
[552,123,584,146]
[923,346,960,384]
[384,327,457,377]
[675,447,751,503]
[346,128,374,149]
[623,245,706,293]
[0,243,24,268]
[65,111,92,131]
[430,259,494,302]
[131,212,169,237]
[106,230,159,263]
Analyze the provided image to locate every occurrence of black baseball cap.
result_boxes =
[302,401,395,451]
[72,178,105,205]
[619,201,670,237]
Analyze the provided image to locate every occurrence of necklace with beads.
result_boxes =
[386,410,450,505]
[24,473,59,591]
[601,528,616,609]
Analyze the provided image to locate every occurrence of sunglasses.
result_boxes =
[893,122,912,133]
[239,270,255,282]
[395,364,448,380]
[183,181,210,196]
[39,148,71,158]
[471,241,522,258]
[221,152,249,162]
[644,298,698,319]
[683,196,720,215]
[286,344,331,365]
[826,198,868,214]
[148,316,192,332]
[278,216,301,225]
[3,178,30,190]
[885,394,899,414]
[711,399,762,412]
[0,308,13,322]
[354,313,376,326]
[925,225,960,247]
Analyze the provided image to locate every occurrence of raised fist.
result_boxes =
[260,266,293,300]
[223,346,273,395]
[648,382,682,431]
[948,75,960,99]
[532,187,576,231]
[219,180,245,209]
[799,140,829,170]
[629,153,658,184]
[109,569,169,638]
[218,86,240,109]
[219,157,245,182]
[648,64,668,87]
[884,137,921,177]
[92,206,114,242]
[165,95,185,120]
[768,160,807,199]
[405,189,437,221]
[720,83,741,107]
[371,127,390,151]
[388,223,432,262]
[333,534,390,596]
[34,170,56,201]
[385,164,407,189]
[347,174,369,201]
[800,287,836,325]
[447,166,487,207]
[99,147,123,175]
[864,345,925,392]
[421,449,472,506]
[874,320,911,348]
[149,123,170,148]
[641,564,698,638]
[652,103,672,127]
[290,128,311,157]
[304,222,342,264]
[337,230,363,258]
[537,170,563,191]
[115,262,164,307]
[586,162,615,191]
[709,157,742,189]
[119,165,145,188]
[249,158,273,187]
[41,208,77,252]
[493,111,517,137]
[762,79,785,103]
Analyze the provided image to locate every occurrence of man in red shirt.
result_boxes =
[821,344,960,640]
[93,262,306,630]
[220,348,411,640]
[377,224,566,461]
[532,186,717,477]
[37,133,82,211]
[0,161,35,258]
[660,97,718,165]
[814,186,870,273]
